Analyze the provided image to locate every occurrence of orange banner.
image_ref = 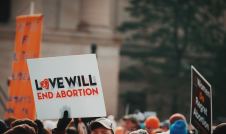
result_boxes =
[5,15,43,119]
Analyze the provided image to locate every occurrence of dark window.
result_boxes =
[0,0,11,23]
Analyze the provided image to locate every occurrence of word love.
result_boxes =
[35,75,97,90]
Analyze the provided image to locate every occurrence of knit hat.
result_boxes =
[145,116,160,129]
[170,120,187,134]
[169,113,186,125]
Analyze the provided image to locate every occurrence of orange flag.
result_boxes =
[5,15,43,119]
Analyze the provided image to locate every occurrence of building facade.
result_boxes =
[0,0,129,118]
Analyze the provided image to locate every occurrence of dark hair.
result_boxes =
[11,119,38,133]
[213,123,226,134]
[0,119,8,134]
[66,127,78,134]
[90,122,105,131]
[4,117,16,128]
[4,124,36,134]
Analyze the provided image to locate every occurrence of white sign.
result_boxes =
[27,54,106,119]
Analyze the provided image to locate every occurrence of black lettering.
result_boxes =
[89,75,97,86]
[81,75,89,86]
[49,78,56,88]
[35,80,42,90]
[57,77,64,88]
[65,76,76,87]
[77,76,82,87]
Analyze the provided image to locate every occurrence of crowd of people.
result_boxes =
[0,111,225,134]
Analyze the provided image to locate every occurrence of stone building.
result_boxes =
[0,0,131,118]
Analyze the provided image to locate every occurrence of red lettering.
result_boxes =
[56,91,61,98]
[48,92,53,98]
[86,88,92,95]
[78,89,82,96]
[37,92,42,100]
[37,92,54,100]
[92,87,99,95]
[61,90,66,98]
[73,90,78,96]
[67,90,73,97]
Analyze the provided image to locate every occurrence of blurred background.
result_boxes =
[0,0,226,123]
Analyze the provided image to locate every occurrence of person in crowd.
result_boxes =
[168,113,186,125]
[89,118,115,134]
[129,129,148,134]
[11,118,38,134]
[0,119,8,134]
[4,117,16,129]
[122,115,140,134]
[66,127,78,134]
[145,116,161,134]
[158,113,187,134]
[160,120,170,132]
[35,119,50,134]
[213,123,226,134]
[169,120,187,134]
[4,124,36,134]
[115,126,124,134]
[52,111,72,134]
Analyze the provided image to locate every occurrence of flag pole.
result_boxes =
[30,0,35,15]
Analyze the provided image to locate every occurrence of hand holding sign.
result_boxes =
[56,111,72,131]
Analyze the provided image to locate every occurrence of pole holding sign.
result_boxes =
[27,54,106,120]
[190,65,212,134]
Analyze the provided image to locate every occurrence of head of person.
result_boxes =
[170,120,187,134]
[4,117,16,128]
[35,119,50,134]
[122,115,140,132]
[160,120,170,131]
[169,113,186,125]
[90,118,115,134]
[0,119,8,134]
[11,118,38,134]
[145,116,160,134]
[67,127,78,134]
[4,124,36,134]
[129,129,148,134]
[115,126,124,134]
[213,123,226,134]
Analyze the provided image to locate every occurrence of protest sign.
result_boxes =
[27,54,106,119]
[190,66,212,134]
[5,15,43,119]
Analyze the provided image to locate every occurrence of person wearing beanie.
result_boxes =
[169,113,186,125]
[169,120,187,134]
[213,123,226,134]
[145,116,160,134]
